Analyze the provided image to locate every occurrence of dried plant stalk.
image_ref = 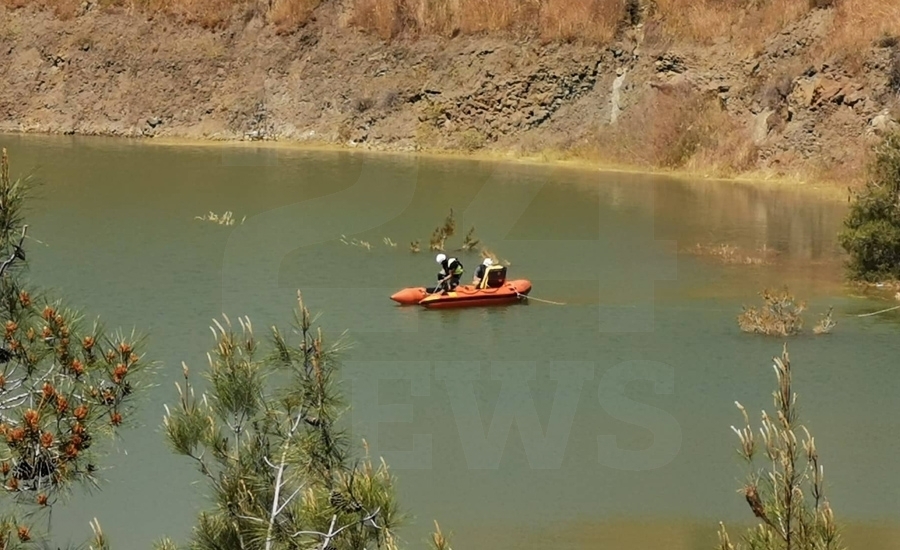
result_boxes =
[459,226,479,251]
[719,345,844,550]
[429,209,456,251]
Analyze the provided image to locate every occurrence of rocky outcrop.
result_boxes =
[416,60,601,141]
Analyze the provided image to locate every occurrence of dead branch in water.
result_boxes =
[738,288,836,336]
[813,307,836,334]
[738,288,806,336]
[458,226,480,251]
[429,209,456,251]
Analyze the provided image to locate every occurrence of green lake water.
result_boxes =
[1,134,898,549]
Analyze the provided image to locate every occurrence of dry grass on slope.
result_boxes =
[818,0,900,62]
[349,0,632,43]
[648,0,810,51]
[347,0,813,49]
[577,82,758,178]
[6,0,900,53]
[0,0,323,32]
[348,0,900,61]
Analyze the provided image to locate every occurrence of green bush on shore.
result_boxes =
[838,130,900,282]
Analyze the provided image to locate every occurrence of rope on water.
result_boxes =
[856,304,900,318]
[517,292,566,305]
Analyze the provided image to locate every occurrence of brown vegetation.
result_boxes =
[813,307,836,334]
[648,0,809,52]
[269,0,322,34]
[429,208,456,251]
[738,288,807,336]
[344,0,823,51]
[11,0,324,31]
[818,0,900,65]
[684,243,778,265]
[582,82,758,176]
[738,288,837,336]
[349,0,627,44]
[4,0,900,56]
[1,0,80,18]
[347,0,900,58]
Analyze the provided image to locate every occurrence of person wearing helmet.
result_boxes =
[435,253,463,292]
[472,257,494,287]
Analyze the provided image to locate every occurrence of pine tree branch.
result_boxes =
[264,409,306,550]
[290,508,381,544]
[0,363,58,413]
[188,451,222,493]
[274,484,304,517]
[0,225,27,279]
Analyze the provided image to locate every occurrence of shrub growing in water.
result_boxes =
[738,288,806,336]
[838,130,900,282]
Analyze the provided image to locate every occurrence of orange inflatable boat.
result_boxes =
[390,265,532,309]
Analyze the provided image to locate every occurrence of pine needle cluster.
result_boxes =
[0,151,153,547]
[160,292,402,550]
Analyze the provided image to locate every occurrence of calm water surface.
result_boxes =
[1,135,898,550]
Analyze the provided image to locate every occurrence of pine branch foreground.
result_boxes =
[719,345,843,550]
[160,291,403,550]
[0,149,154,547]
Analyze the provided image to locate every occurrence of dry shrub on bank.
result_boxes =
[1,0,81,18]
[816,0,900,63]
[647,0,809,51]
[648,0,741,45]
[536,0,624,44]
[588,82,756,175]
[456,0,534,34]
[683,106,758,177]
[134,0,238,28]
[349,0,628,43]
[4,0,319,30]
[270,0,321,33]
[589,83,709,168]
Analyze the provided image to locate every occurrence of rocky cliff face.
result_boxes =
[0,2,897,182]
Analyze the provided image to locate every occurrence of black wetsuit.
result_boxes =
[438,258,464,290]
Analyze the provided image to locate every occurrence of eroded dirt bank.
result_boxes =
[1,2,898,183]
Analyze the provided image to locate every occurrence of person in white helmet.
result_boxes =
[435,253,463,292]
[472,257,494,287]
